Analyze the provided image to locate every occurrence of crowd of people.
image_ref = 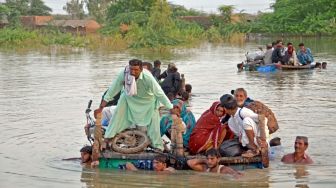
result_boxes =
[246,40,316,66]
[80,59,313,177]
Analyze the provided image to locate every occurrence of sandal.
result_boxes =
[241,149,260,158]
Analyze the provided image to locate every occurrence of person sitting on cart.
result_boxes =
[94,59,175,152]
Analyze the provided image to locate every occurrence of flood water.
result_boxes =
[1,38,335,188]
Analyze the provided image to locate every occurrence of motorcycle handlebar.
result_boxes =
[87,100,92,109]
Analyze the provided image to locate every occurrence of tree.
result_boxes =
[5,0,30,15]
[85,0,114,23]
[218,5,234,23]
[106,0,156,22]
[29,0,52,15]
[148,0,174,32]
[63,0,85,19]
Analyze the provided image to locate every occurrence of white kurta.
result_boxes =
[228,107,269,147]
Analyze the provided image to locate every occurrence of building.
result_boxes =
[20,16,101,35]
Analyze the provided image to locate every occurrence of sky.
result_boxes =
[0,0,275,14]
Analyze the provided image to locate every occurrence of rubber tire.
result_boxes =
[111,130,150,154]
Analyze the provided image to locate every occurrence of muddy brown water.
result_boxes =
[1,40,335,187]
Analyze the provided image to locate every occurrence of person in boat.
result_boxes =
[161,64,182,96]
[231,88,254,108]
[187,148,243,178]
[80,146,92,165]
[152,60,161,80]
[189,101,234,155]
[284,42,299,66]
[281,136,313,164]
[263,43,273,65]
[160,99,196,149]
[297,43,314,65]
[94,59,175,151]
[272,40,286,64]
[220,94,269,158]
[125,154,175,172]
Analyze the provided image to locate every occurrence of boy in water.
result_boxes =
[187,148,243,178]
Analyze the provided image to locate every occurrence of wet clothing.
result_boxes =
[297,48,314,65]
[189,102,234,154]
[103,69,173,150]
[160,99,196,148]
[161,72,181,96]
[206,165,224,173]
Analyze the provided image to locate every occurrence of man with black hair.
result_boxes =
[126,154,175,172]
[220,94,269,158]
[187,148,242,178]
[80,146,92,165]
[297,43,314,65]
[272,40,286,64]
[152,60,161,80]
[95,59,175,153]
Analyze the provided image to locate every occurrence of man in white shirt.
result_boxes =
[220,94,269,158]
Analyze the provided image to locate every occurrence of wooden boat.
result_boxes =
[280,64,315,70]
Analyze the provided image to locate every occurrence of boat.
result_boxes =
[237,61,327,72]
[280,63,315,70]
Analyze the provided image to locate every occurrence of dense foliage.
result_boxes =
[250,0,336,35]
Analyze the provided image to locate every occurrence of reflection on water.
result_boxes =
[0,39,336,187]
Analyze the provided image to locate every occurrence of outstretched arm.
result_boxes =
[187,158,207,172]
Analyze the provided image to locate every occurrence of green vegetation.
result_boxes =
[1,0,335,51]
[249,0,336,35]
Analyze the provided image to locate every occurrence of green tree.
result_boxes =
[85,0,114,23]
[5,0,30,15]
[218,5,234,23]
[63,0,85,19]
[106,0,155,22]
[29,0,52,15]
[148,0,174,32]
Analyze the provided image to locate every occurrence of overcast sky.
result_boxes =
[0,0,275,14]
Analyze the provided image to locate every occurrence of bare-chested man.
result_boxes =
[281,136,313,164]
[187,148,243,178]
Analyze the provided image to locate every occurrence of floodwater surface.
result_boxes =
[0,39,335,188]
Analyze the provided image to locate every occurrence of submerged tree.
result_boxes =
[63,0,85,19]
